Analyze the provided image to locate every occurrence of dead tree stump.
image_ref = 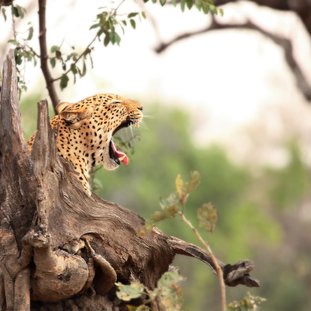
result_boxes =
[0,51,259,311]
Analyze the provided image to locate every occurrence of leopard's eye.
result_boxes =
[110,100,122,105]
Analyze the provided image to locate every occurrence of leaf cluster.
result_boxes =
[2,3,37,93]
[144,0,223,15]
[197,202,217,232]
[2,2,147,93]
[141,171,217,234]
[228,292,266,311]
[51,8,146,90]
[11,3,25,18]
[90,10,145,47]
[116,267,184,311]
[2,0,223,95]
[49,44,92,90]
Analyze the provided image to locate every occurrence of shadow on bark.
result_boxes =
[0,51,259,311]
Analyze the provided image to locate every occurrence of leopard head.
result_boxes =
[54,93,143,192]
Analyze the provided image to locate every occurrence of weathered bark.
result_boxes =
[0,51,258,311]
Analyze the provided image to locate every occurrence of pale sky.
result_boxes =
[1,0,311,166]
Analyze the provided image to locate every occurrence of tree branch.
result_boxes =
[213,0,311,35]
[209,17,311,101]
[154,16,311,101]
[177,211,227,311]
[51,35,97,82]
[38,0,59,111]
[154,24,211,53]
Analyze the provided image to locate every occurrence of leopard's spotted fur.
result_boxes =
[28,93,143,195]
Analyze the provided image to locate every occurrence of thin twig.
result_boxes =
[113,0,126,15]
[38,0,59,111]
[154,15,311,101]
[51,34,97,82]
[52,0,128,83]
[136,0,162,43]
[178,211,227,311]
[10,5,17,39]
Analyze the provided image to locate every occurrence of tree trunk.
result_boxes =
[0,51,258,311]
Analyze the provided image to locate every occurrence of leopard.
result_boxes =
[28,93,143,195]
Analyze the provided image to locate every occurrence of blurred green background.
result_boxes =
[4,1,310,309]
[21,97,311,311]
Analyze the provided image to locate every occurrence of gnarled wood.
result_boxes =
[0,51,258,311]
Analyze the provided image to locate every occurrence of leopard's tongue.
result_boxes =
[111,140,129,165]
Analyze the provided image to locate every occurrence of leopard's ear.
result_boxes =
[56,102,93,129]
[56,102,71,114]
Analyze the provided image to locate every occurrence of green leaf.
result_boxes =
[115,281,145,301]
[110,32,116,44]
[180,0,186,12]
[156,268,184,311]
[2,8,7,21]
[68,51,78,61]
[187,170,200,192]
[157,268,184,289]
[228,292,266,311]
[27,26,33,40]
[97,28,104,37]
[111,32,121,45]
[186,0,193,9]
[24,50,32,61]
[15,53,22,65]
[149,192,180,224]
[81,61,87,77]
[89,23,99,30]
[130,19,136,29]
[60,74,69,90]
[12,5,25,18]
[175,174,186,199]
[89,52,94,68]
[8,39,18,45]
[70,63,78,74]
[115,32,121,44]
[49,57,56,68]
[51,45,60,53]
[32,56,37,66]
[159,192,179,211]
[103,34,110,46]
[159,0,166,5]
[197,202,217,232]
[128,12,138,18]
[55,50,62,59]
[209,4,217,14]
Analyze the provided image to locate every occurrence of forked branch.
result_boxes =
[154,15,311,101]
[38,0,59,110]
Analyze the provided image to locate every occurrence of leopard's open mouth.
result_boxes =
[109,118,139,166]
[109,140,127,166]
